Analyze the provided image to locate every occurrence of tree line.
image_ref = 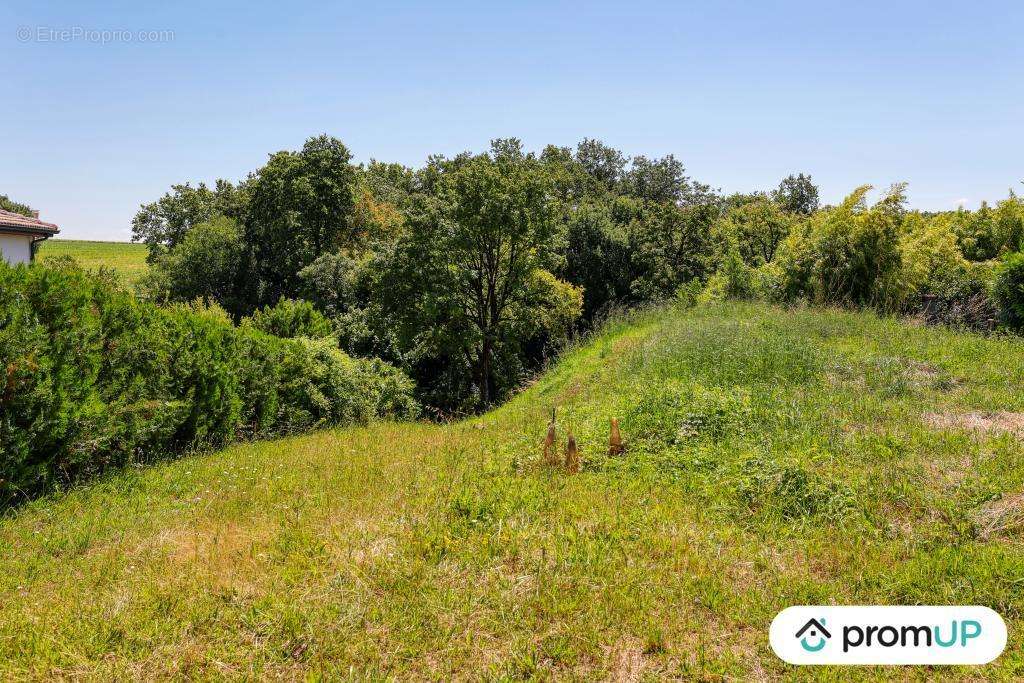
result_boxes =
[130,135,1024,413]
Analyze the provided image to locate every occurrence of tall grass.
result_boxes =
[1,302,1022,679]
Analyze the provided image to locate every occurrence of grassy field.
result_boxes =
[1,302,1022,679]
[37,239,149,284]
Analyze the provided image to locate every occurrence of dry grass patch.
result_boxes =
[924,411,1024,438]
[974,492,1024,542]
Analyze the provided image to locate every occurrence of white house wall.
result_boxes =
[0,233,34,265]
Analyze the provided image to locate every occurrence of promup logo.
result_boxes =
[770,606,1006,665]
[795,618,831,652]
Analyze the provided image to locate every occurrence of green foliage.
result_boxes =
[897,211,966,300]
[131,180,247,262]
[772,173,819,215]
[775,184,908,309]
[241,135,359,311]
[951,195,1024,262]
[994,192,1024,255]
[627,196,719,301]
[128,132,1024,420]
[523,269,584,341]
[574,138,627,192]
[0,194,35,217]
[244,297,335,339]
[0,261,416,504]
[993,251,1024,329]
[700,245,758,302]
[623,154,687,203]
[139,216,243,307]
[715,197,795,267]
[383,139,578,407]
[561,203,636,317]
[297,251,363,319]
[921,260,998,329]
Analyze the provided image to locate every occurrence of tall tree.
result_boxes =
[132,180,247,262]
[241,135,357,311]
[718,197,795,266]
[385,140,578,407]
[575,138,627,192]
[773,173,820,215]
[625,154,687,204]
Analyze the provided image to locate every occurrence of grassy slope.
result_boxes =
[37,239,149,285]
[1,302,1023,680]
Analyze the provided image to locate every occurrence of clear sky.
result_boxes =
[3,1,1022,240]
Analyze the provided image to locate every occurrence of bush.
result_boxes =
[898,212,965,302]
[699,244,757,303]
[920,260,998,330]
[0,261,417,505]
[138,215,244,309]
[775,185,908,310]
[952,195,1024,262]
[244,297,335,339]
[994,252,1024,330]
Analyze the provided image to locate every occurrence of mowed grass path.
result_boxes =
[37,239,149,285]
[1,303,1023,679]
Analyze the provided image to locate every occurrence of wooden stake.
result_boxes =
[565,432,580,473]
[543,407,559,465]
[608,417,624,456]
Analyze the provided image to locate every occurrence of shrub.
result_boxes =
[952,203,999,261]
[137,215,244,309]
[775,185,908,310]
[953,195,1024,262]
[993,252,1024,330]
[0,261,417,505]
[920,260,998,330]
[898,212,966,303]
[699,245,757,303]
[244,297,335,339]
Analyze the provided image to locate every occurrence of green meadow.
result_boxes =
[37,239,149,285]
[1,302,1022,679]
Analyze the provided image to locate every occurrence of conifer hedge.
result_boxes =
[0,261,417,505]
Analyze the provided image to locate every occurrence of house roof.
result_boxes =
[0,208,60,236]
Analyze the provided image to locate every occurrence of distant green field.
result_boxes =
[37,239,149,284]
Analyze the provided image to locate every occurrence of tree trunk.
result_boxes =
[478,339,492,407]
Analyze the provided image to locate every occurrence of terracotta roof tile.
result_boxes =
[0,208,60,234]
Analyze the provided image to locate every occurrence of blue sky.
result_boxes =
[3,1,1022,240]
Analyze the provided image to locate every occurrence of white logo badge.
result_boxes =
[770,606,1006,665]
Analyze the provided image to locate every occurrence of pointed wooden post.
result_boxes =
[543,407,559,465]
[565,432,580,473]
[608,417,624,456]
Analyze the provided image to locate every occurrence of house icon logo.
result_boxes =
[795,618,831,652]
